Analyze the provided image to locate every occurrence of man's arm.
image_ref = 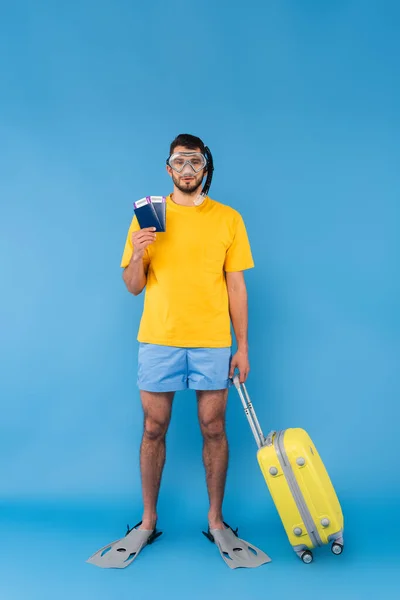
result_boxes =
[226,270,248,351]
[122,226,156,295]
[122,254,147,295]
[226,270,250,382]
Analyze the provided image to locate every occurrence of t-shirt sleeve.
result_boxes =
[120,215,151,269]
[224,213,255,272]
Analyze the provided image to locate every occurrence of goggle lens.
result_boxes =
[168,152,206,173]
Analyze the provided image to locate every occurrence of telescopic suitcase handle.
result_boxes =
[232,375,275,449]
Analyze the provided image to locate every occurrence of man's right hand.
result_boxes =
[131,227,157,260]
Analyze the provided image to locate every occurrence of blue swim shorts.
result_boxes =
[137,343,232,392]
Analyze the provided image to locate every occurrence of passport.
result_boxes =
[147,196,166,232]
[133,197,164,232]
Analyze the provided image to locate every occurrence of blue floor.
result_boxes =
[1,496,399,600]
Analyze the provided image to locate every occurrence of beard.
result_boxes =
[171,171,203,194]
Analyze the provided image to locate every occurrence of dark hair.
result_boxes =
[169,133,205,156]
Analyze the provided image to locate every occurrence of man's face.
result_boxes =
[166,145,206,194]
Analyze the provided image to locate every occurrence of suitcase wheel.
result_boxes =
[331,542,344,555]
[301,550,313,564]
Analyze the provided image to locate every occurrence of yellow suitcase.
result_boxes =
[233,376,344,563]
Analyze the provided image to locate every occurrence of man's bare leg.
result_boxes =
[139,390,174,529]
[197,388,229,530]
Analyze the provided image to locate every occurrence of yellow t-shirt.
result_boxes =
[120,195,254,347]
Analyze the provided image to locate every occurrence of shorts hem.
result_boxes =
[188,379,231,391]
[137,380,187,393]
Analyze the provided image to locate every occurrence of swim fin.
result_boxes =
[202,522,271,569]
[86,521,162,569]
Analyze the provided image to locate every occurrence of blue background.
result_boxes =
[1,0,399,598]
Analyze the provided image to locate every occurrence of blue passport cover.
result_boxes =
[133,197,163,231]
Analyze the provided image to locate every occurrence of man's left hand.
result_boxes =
[229,349,250,384]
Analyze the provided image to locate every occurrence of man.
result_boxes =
[87,134,270,570]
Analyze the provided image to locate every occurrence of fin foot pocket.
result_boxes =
[86,521,162,569]
[202,522,271,569]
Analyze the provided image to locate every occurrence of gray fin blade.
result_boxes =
[210,526,271,569]
[86,527,157,569]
